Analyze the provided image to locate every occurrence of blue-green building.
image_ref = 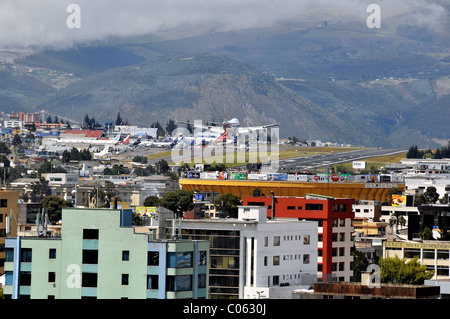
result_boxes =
[3,208,209,299]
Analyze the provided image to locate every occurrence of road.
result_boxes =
[277,148,407,171]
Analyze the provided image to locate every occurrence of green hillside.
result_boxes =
[1,21,449,148]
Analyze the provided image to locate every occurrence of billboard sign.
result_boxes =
[136,206,157,218]
[353,161,367,169]
[391,195,406,207]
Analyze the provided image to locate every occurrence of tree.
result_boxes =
[165,119,177,136]
[158,190,194,217]
[379,256,434,285]
[12,134,22,147]
[210,162,226,172]
[415,186,440,205]
[42,195,73,223]
[155,159,170,174]
[115,112,123,126]
[132,155,148,164]
[252,188,265,197]
[214,193,241,218]
[406,145,422,159]
[143,196,160,207]
[151,121,166,138]
[419,226,433,240]
[29,178,51,202]
[83,114,90,129]
[351,249,369,282]
[389,212,406,234]
[0,142,11,155]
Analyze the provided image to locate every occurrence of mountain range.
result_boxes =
[1,18,450,148]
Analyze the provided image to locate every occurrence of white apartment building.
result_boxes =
[176,206,318,299]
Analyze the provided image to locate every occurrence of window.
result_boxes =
[303,235,310,245]
[339,247,345,256]
[297,206,303,210]
[272,275,279,286]
[122,274,129,285]
[264,237,268,247]
[21,248,32,262]
[122,250,130,261]
[340,219,346,227]
[82,250,98,264]
[333,204,339,212]
[166,275,192,292]
[49,249,56,259]
[147,275,158,289]
[339,233,345,241]
[198,274,206,288]
[305,203,323,210]
[318,234,323,242]
[303,254,310,264]
[287,206,296,210]
[148,251,159,266]
[48,272,56,283]
[198,251,207,265]
[83,229,99,240]
[5,248,14,262]
[5,271,13,285]
[340,204,347,212]
[264,256,268,266]
[167,252,193,268]
[0,199,7,207]
[19,271,31,286]
[273,236,280,246]
[273,256,280,266]
[82,273,97,288]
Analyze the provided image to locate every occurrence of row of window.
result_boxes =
[264,254,310,266]
[317,247,348,257]
[264,235,311,247]
[317,233,347,242]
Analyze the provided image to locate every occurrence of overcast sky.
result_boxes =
[0,0,447,50]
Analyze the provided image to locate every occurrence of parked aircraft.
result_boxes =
[177,117,279,135]
[93,146,112,160]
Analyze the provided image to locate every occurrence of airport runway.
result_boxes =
[278,148,407,171]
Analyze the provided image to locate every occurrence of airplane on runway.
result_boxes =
[133,136,182,149]
[93,146,112,160]
[176,117,278,147]
[48,134,123,146]
[177,117,279,135]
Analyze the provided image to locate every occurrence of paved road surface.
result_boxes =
[278,148,407,171]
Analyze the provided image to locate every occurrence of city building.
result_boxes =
[176,206,318,299]
[293,281,440,299]
[11,112,41,123]
[3,207,209,299]
[0,191,19,275]
[384,240,450,280]
[242,194,355,282]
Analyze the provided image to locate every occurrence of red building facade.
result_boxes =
[243,195,355,281]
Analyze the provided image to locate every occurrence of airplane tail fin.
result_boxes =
[214,131,227,143]
[122,135,130,144]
